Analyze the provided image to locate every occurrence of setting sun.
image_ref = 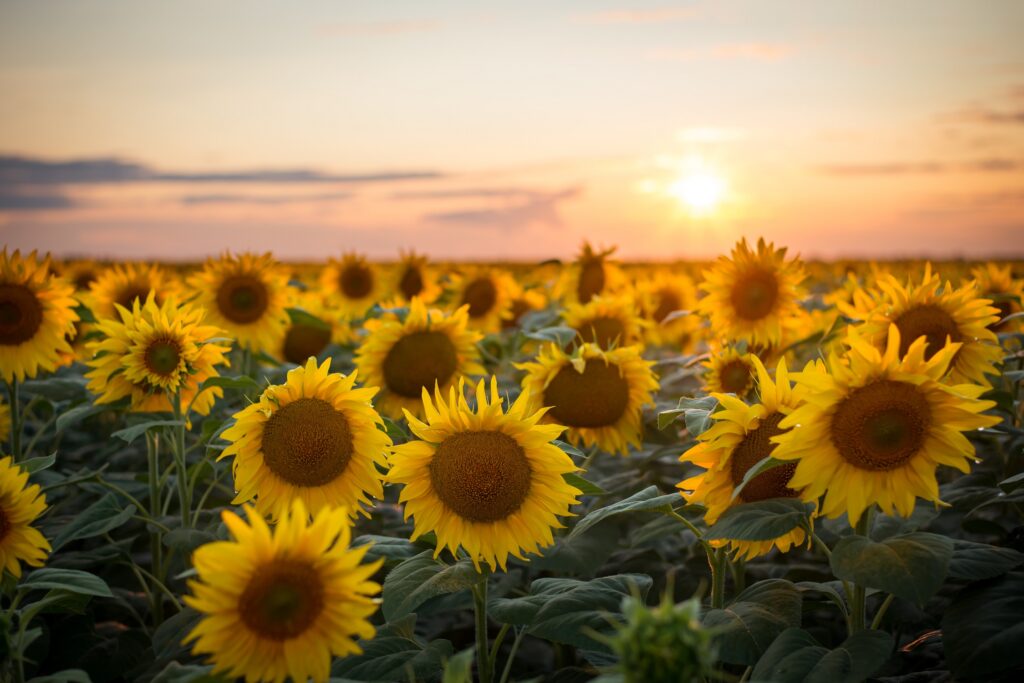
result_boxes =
[669,168,728,215]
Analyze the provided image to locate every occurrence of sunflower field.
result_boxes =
[1,241,1023,683]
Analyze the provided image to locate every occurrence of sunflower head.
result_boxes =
[354,297,484,419]
[772,324,1000,525]
[184,499,381,683]
[0,456,51,578]
[450,267,518,333]
[387,376,580,570]
[188,252,290,354]
[636,272,700,348]
[502,288,548,330]
[87,262,176,320]
[321,253,383,316]
[278,289,354,365]
[562,294,648,351]
[0,249,78,382]
[389,250,441,304]
[969,262,1022,332]
[220,357,391,520]
[557,242,626,306]
[608,593,715,683]
[85,293,231,416]
[517,343,659,456]
[697,237,805,346]
[702,346,757,397]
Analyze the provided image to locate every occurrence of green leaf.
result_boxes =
[286,306,331,330]
[112,419,184,444]
[20,376,88,401]
[568,486,682,540]
[381,551,480,622]
[942,571,1024,678]
[331,636,454,682]
[20,568,112,597]
[750,628,826,682]
[998,471,1024,492]
[28,670,92,683]
[55,404,109,432]
[150,663,219,683]
[151,607,202,660]
[947,540,1024,582]
[870,502,940,540]
[52,494,137,551]
[20,453,57,474]
[563,472,607,496]
[830,532,953,606]
[353,535,420,564]
[196,375,261,395]
[533,521,619,575]
[704,579,802,666]
[658,395,719,433]
[524,325,577,346]
[750,628,893,683]
[730,457,791,502]
[705,498,813,542]
[442,647,474,683]
[553,439,585,458]
[162,528,216,554]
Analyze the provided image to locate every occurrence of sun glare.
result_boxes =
[669,167,728,215]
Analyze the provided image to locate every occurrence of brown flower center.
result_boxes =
[502,299,532,330]
[730,268,779,321]
[894,304,962,360]
[283,324,331,365]
[73,271,96,290]
[0,505,10,543]
[144,337,183,377]
[717,359,753,395]
[729,412,797,502]
[382,331,458,398]
[575,316,626,350]
[430,430,532,522]
[399,266,424,300]
[831,380,931,471]
[216,275,269,324]
[0,284,44,346]
[577,260,605,304]
[115,284,153,310]
[462,277,497,318]
[545,359,630,428]
[261,398,353,487]
[238,559,324,641]
[340,263,374,299]
[653,289,682,323]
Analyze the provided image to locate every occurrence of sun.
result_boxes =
[669,167,727,215]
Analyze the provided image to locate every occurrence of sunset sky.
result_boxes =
[1,0,1022,261]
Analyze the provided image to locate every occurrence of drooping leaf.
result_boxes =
[704,579,803,666]
[112,419,184,444]
[51,494,137,551]
[568,486,682,540]
[381,551,480,622]
[942,571,1024,679]
[750,628,893,683]
[441,647,474,683]
[705,498,813,542]
[331,636,454,682]
[563,472,607,496]
[20,453,57,474]
[20,568,113,597]
[946,540,1024,582]
[830,532,953,606]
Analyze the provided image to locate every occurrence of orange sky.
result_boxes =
[1,1,1022,260]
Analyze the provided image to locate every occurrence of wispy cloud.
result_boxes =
[646,42,797,62]
[424,187,581,230]
[816,158,1024,176]
[316,19,440,37]
[392,187,554,201]
[574,6,703,25]
[0,189,77,211]
[939,84,1024,126]
[180,191,352,206]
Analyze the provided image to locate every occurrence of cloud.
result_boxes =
[180,191,352,206]
[0,190,78,210]
[646,42,797,62]
[391,187,553,201]
[0,155,443,186]
[574,7,703,25]
[424,187,581,230]
[939,84,1024,126]
[816,158,1024,176]
[316,19,440,37]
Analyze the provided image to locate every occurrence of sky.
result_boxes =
[1,0,1022,261]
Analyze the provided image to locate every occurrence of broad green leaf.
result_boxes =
[830,532,953,606]
[998,470,1024,492]
[533,521,619,575]
[353,535,420,564]
[20,453,57,474]
[112,419,184,444]
[563,472,607,496]
[150,663,220,683]
[52,494,137,550]
[196,375,261,395]
[381,551,480,622]
[730,457,791,502]
[942,571,1024,678]
[286,306,331,330]
[56,404,109,432]
[162,528,216,554]
[20,568,112,597]
[525,325,577,346]
[870,502,940,540]
[947,540,1024,582]
[331,636,454,682]
[705,498,813,542]
[750,628,826,682]
[704,579,802,666]
[553,439,585,458]
[750,628,893,683]
[568,486,682,540]
[442,647,474,683]
[28,670,92,683]
[151,607,202,661]
[20,376,88,401]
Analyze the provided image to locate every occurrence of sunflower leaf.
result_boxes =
[112,419,185,444]
[285,306,331,330]
[729,456,791,502]
[381,551,480,623]
[942,570,1024,679]
[563,472,607,496]
[704,498,814,542]
[567,486,683,540]
[703,579,802,666]
[20,568,112,598]
[829,531,953,606]
[750,627,893,683]
[946,540,1024,582]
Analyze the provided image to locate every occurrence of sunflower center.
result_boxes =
[718,359,753,394]
[340,263,373,299]
[831,380,931,471]
[116,284,152,309]
[144,338,183,377]
[0,505,10,543]
[261,398,353,487]
[0,284,44,346]
[381,330,459,398]
[217,275,269,324]
[576,316,626,349]
[894,304,962,360]
[399,266,424,300]
[577,260,605,304]
[429,430,532,522]
[730,268,779,321]
[238,559,324,641]
[545,359,630,428]
[729,412,797,502]
[283,324,331,365]
[462,277,497,318]
[989,299,1013,332]
[653,289,681,323]
[73,272,96,290]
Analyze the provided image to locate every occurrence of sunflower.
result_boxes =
[636,272,700,349]
[188,252,290,354]
[697,237,806,347]
[450,267,517,333]
[277,289,355,365]
[184,499,381,683]
[969,262,1023,332]
[85,294,231,416]
[0,456,51,578]
[859,264,1002,387]
[87,262,177,320]
[517,343,658,456]
[703,346,756,396]
[387,377,581,570]
[59,259,101,292]
[556,242,627,306]
[321,253,385,317]
[502,288,548,330]
[0,395,9,444]
[220,357,390,521]
[771,325,1000,525]
[0,249,78,382]
[561,294,648,350]
[679,357,811,560]
[354,297,485,420]
[387,251,442,304]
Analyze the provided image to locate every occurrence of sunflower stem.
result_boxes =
[710,547,727,609]
[146,430,165,625]
[7,378,22,461]
[472,574,493,683]
[849,508,874,633]
[870,593,895,630]
[170,391,192,530]
[498,627,526,683]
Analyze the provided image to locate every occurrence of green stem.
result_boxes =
[579,444,600,472]
[849,508,874,634]
[22,412,57,460]
[170,392,191,529]
[870,593,895,630]
[498,628,526,683]
[710,547,727,609]
[489,623,510,665]
[8,378,21,461]
[472,575,493,683]
[667,510,713,555]
[729,557,747,596]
